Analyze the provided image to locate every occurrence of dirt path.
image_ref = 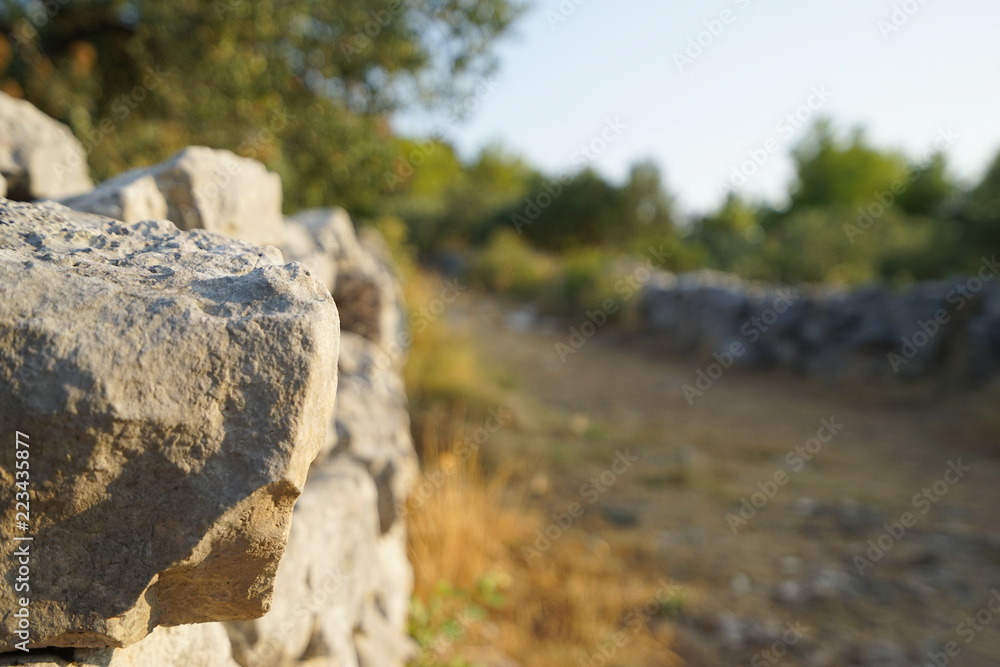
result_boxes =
[455,294,1000,666]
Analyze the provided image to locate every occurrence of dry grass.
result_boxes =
[407,413,528,601]
[379,224,682,664]
[405,413,682,667]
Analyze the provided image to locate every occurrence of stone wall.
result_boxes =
[0,97,416,666]
[639,268,1000,381]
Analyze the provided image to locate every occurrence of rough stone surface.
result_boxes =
[226,457,414,667]
[60,173,168,226]
[291,209,405,357]
[0,199,340,651]
[0,93,92,200]
[276,218,337,296]
[0,102,416,666]
[62,147,285,247]
[217,208,416,667]
[334,332,418,534]
[639,268,1000,381]
[223,332,417,667]
[0,624,240,666]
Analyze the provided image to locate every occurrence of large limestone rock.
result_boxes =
[334,332,418,534]
[0,199,339,651]
[225,336,417,667]
[0,623,242,667]
[0,92,92,200]
[291,209,405,357]
[226,457,414,667]
[60,173,168,225]
[278,217,337,294]
[62,147,285,247]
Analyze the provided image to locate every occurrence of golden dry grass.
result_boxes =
[406,412,682,667]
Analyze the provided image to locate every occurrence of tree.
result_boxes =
[510,169,620,251]
[787,119,910,212]
[619,160,676,241]
[897,152,954,217]
[390,140,536,253]
[689,192,759,272]
[0,0,525,214]
[957,149,1000,261]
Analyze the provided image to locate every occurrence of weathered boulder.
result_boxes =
[639,268,1000,382]
[60,173,168,225]
[223,329,417,667]
[226,457,414,667]
[62,147,285,247]
[0,199,339,651]
[0,92,92,200]
[0,624,242,667]
[276,218,337,295]
[291,209,405,358]
[333,332,418,534]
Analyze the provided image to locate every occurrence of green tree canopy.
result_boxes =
[787,119,910,212]
[0,0,524,213]
[390,140,536,253]
[958,149,1000,260]
[508,162,678,252]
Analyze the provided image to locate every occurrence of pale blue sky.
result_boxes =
[395,0,999,216]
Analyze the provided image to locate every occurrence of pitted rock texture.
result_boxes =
[62,146,285,247]
[0,93,92,201]
[0,199,339,651]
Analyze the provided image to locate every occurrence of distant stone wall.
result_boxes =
[638,267,1000,382]
[0,96,417,666]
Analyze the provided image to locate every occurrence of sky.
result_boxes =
[394,0,1000,216]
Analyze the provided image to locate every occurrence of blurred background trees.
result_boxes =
[0,0,997,292]
[0,0,524,214]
